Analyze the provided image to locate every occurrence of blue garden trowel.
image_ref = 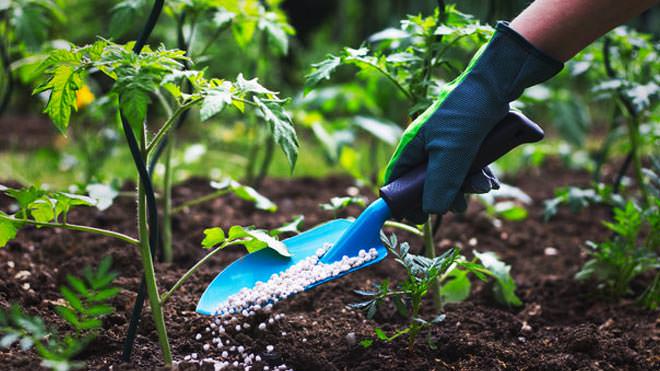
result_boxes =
[196,112,544,315]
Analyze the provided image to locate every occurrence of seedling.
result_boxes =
[351,232,520,349]
[0,256,119,370]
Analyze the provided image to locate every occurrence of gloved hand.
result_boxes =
[384,22,563,224]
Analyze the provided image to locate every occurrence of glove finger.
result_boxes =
[449,193,468,213]
[403,209,428,225]
[482,166,501,190]
[423,144,472,216]
[462,169,493,194]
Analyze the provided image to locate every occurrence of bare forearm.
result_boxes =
[510,0,658,61]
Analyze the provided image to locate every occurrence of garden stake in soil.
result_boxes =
[197,111,544,314]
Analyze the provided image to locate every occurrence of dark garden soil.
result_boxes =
[0,160,658,370]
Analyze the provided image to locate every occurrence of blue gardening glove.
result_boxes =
[385,22,563,224]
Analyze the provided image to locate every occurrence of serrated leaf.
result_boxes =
[37,63,84,134]
[253,96,298,170]
[202,227,226,249]
[200,83,233,121]
[304,55,341,94]
[474,251,522,306]
[119,89,150,131]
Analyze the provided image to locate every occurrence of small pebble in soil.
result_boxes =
[345,332,356,346]
[266,345,274,353]
[258,322,266,330]
[544,247,558,256]
[195,333,202,340]
[203,344,210,351]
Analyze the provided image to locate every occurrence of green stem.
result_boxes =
[384,220,424,237]
[137,128,172,364]
[146,99,201,155]
[361,61,414,102]
[0,214,140,246]
[423,217,442,312]
[625,114,648,205]
[171,189,228,214]
[254,133,275,189]
[160,240,246,303]
[161,139,174,263]
[245,124,260,184]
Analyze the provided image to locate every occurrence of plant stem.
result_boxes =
[161,139,174,263]
[254,133,275,189]
[0,214,140,246]
[146,99,200,155]
[625,114,649,205]
[245,124,260,184]
[383,220,424,236]
[423,217,442,312]
[137,129,172,364]
[171,189,228,214]
[161,240,245,303]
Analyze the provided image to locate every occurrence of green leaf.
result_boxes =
[304,55,341,94]
[253,96,299,170]
[493,201,528,221]
[109,0,146,38]
[0,218,18,248]
[211,178,277,212]
[29,198,56,223]
[13,3,49,51]
[86,184,118,211]
[320,196,366,212]
[90,287,120,302]
[54,306,80,329]
[353,115,402,145]
[36,62,84,134]
[439,269,471,303]
[228,226,290,257]
[78,319,102,330]
[374,328,387,341]
[474,251,522,307]
[83,305,114,317]
[359,339,373,348]
[59,287,83,312]
[119,89,150,131]
[271,215,304,236]
[66,275,89,297]
[202,227,226,249]
[200,83,233,121]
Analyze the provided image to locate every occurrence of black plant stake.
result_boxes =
[120,0,165,362]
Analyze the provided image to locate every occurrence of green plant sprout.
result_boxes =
[304,4,495,313]
[575,161,659,309]
[0,256,119,371]
[0,34,299,364]
[351,232,520,349]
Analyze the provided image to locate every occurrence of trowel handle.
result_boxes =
[380,111,544,219]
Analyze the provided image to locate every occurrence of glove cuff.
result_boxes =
[474,21,564,102]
